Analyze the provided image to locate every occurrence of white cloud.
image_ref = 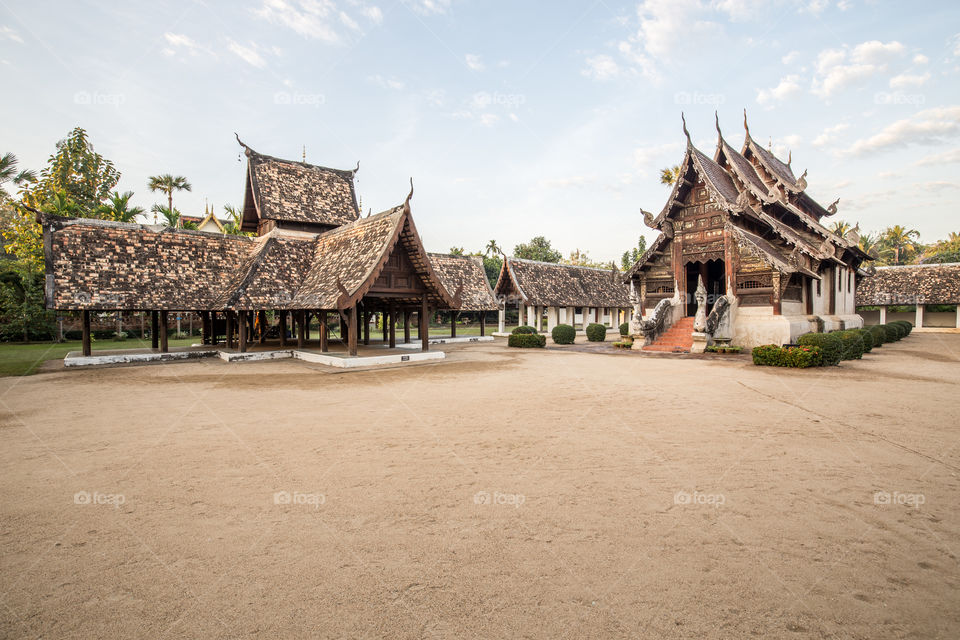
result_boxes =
[918,181,960,192]
[756,74,802,106]
[913,53,929,65]
[713,0,768,21]
[253,0,343,44]
[537,175,596,189]
[633,141,682,174]
[915,148,960,166]
[162,32,215,59]
[812,123,849,147]
[781,50,800,65]
[842,106,960,156]
[228,40,266,68]
[0,25,23,44]
[811,40,906,98]
[479,113,499,127]
[465,53,484,72]
[801,0,830,15]
[369,74,404,90]
[362,5,384,23]
[889,72,930,89]
[782,134,802,146]
[636,0,721,60]
[408,0,451,15]
[339,11,360,31]
[582,55,622,81]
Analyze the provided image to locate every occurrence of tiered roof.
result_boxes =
[496,258,631,307]
[628,112,869,281]
[429,254,498,311]
[856,263,960,306]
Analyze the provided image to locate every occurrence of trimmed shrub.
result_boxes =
[619,322,630,336]
[899,320,913,336]
[797,332,844,366]
[508,333,546,348]
[585,323,607,342]
[551,324,576,345]
[882,324,901,342]
[868,324,887,346]
[511,325,537,335]
[856,328,874,353]
[833,330,864,360]
[752,344,823,368]
[892,320,912,336]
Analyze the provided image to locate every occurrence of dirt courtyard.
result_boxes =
[1,334,958,639]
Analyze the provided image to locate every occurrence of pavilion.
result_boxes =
[41,139,493,359]
[493,257,632,333]
[856,263,960,329]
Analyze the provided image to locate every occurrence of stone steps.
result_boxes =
[642,317,695,353]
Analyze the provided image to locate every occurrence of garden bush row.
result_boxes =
[752,322,911,368]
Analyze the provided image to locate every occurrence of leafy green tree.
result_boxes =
[920,231,960,264]
[830,220,851,236]
[620,235,648,270]
[659,165,681,186]
[513,236,561,263]
[563,248,610,268]
[148,174,192,228]
[98,191,144,223]
[22,128,120,212]
[0,259,55,341]
[151,204,182,227]
[481,255,502,289]
[881,225,922,265]
[0,153,36,201]
[449,246,465,256]
[222,204,253,236]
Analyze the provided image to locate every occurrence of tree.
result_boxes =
[830,220,851,237]
[481,254,502,289]
[0,259,55,341]
[449,246,465,256]
[881,225,921,265]
[920,231,960,264]
[857,233,888,262]
[98,191,144,223]
[148,174,192,228]
[0,153,36,201]
[513,236,561,263]
[563,249,610,269]
[21,128,120,213]
[222,204,253,236]
[620,235,648,271]
[659,165,681,186]
[151,204,182,227]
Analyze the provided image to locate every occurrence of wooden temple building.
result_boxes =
[625,113,872,349]
[494,258,632,333]
[41,139,494,358]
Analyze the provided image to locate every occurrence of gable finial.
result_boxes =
[787,149,792,165]
[403,177,414,214]
[352,160,360,175]
[234,132,253,157]
[302,145,306,163]
[681,112,691,147]
[742,109,750,136]
[715,111,722,137]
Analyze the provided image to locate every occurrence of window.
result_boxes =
[740,280,764,289]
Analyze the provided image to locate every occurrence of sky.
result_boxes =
[2,0,959,263]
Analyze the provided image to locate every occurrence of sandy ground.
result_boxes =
[1,334,959,639]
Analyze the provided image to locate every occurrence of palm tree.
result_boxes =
[485,239,503,257]
[42,192,79,216]
[882,225,921,265]
[830,220,851,237]
[147,174,192,228]
[659,165,681,186]
[0,152,36,199]
[223,204,244,235]
[151,203,181,227]
[98,191,145,223]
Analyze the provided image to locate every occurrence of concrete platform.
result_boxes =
[64,348,218,367]
[394,335,493,349]
[294,349,444,368]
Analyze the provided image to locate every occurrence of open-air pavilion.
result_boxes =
[856,262,960,329]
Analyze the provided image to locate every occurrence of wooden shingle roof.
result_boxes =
[856,263,960,306]
[428,254,498,311]
[497,258,631,307]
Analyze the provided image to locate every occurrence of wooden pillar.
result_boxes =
[450,311,457,338]
[159,311,169,353]
[201,311,210,345]
[81,310,91,357]
[421,298,430,352]
[225,311,234,348]
[278,311,287,347]
[320,311,329,352]
[305,312,311,341]
[348,304,358,356]
[258,311,267,344]
[297,310,305,348]
[480,311,486,336]
[363,310,370,345]
[210,311,218,345]
[403,311,411,343]
[388,304,396,348]
[239,311,248,353]
[151,311,159,349]
[381,312,388,343]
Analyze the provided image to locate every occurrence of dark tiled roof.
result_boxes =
[718,138,772,200]
[746,135,798,188]
[728,223,819,279]
[428,254,498,311]
[499,258,631,307]
[856,263,960,305]
[244,148,359,228]
[692,148,739,204]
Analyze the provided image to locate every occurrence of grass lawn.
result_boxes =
[0,337,198,377]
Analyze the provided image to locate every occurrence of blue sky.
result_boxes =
[2,0,959,262]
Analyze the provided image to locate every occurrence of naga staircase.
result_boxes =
[642,317,695,353]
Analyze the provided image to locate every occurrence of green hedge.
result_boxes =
[508,333,546,348]
[891,320,912,337]
[551,324,576,345]
[832,329,864,360]
[512,325,537,335]
[882,324,901,342]
[797,332,844,366]
[619,322,629,336]
[585,323,607,342]
[856,328,874,353]
[868,324,887,346]
[752,344,823,368]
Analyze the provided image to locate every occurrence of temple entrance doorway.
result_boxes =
[685,259,726,317]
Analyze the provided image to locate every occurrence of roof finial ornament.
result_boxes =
[352,160,360,175]
[642,208,656,229]
[768,136,773,151]
[302,145,306,163]
[234,132,254,157]
[743,108,750,136]
[681,112,692,147]
[787,150,792,165]
[796,169,808,191]
[403,177,414,214]
[715,111,722,137]
[826,197,839,216]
